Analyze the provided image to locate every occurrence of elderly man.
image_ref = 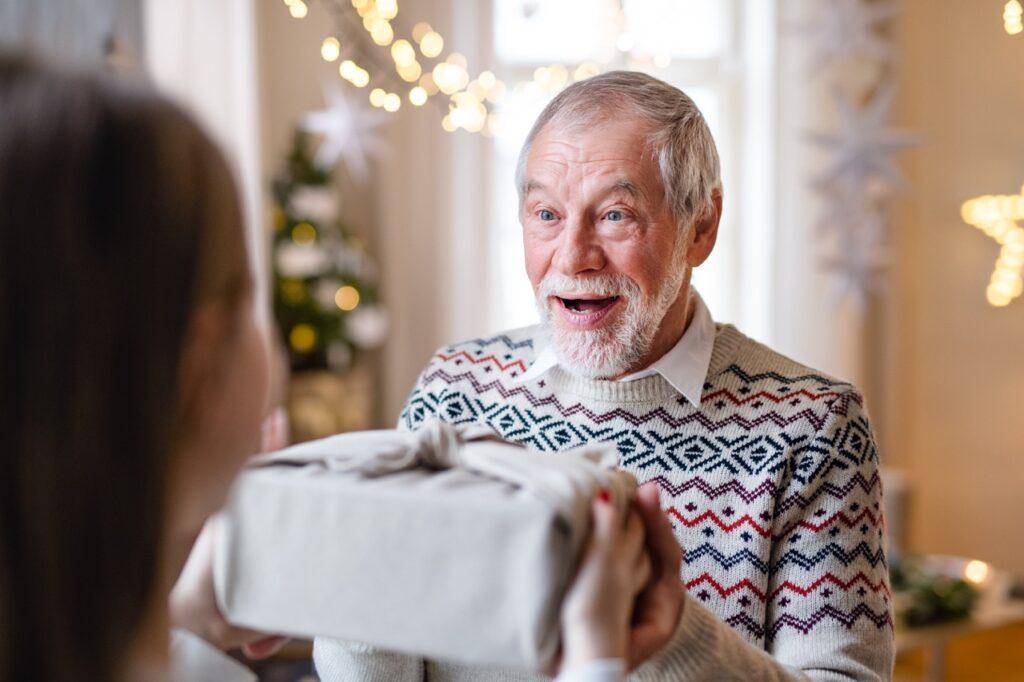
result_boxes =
[316,71,893,680]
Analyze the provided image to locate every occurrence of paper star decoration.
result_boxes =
[961,183,1024,307]
[801,0,900,69]
[807,87,920,195]
[299,83,389,182]
[820,206,891,307]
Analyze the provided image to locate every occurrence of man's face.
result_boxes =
[521,116,692,378]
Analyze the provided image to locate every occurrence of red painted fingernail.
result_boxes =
[597,488,611,503]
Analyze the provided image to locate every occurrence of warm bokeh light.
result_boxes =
[289,323,317,352]
[335,285,361,311]
[419,72,439,95]
[339,60,370,88]
[370,19,394,46]
[419,31,444,58]
[397,61,422,83]
[286,0,308,20]
[391,39,416,66]
[964,560,990,584]
[478,70,496,90]
[321,36,340,62]
[411,21,432,43]
[408,86,428,106]
[376,0,398,20]
[1005,0,1023,35]
[292,222,317,245]
[383,92,401,112]
[369,87,386,107]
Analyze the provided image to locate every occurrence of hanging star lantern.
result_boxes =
[299,83,389,182]
[807,86,919,196]
[820,209,891,307]
[801,0,900,70]
[960,183,1024,307]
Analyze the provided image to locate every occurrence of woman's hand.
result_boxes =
[558,489,652,674]
[169,519,289,659]
[626,482,686,670]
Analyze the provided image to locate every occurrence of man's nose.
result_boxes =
[553,216,605,275]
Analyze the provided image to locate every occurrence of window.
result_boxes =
[484,0,775,341]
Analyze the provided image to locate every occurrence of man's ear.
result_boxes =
[685,188,723,268]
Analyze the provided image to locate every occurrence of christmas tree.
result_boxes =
[270,131,387,372]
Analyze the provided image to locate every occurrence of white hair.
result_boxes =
[515,70,722,232]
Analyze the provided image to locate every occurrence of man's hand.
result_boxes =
[627,482,686,671]
[169,519,289,659]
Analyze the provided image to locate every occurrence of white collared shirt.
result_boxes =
[515,290,716,407]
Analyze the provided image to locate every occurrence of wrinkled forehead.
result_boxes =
[524,115,662,199]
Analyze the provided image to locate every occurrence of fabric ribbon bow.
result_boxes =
[250,418,636,522]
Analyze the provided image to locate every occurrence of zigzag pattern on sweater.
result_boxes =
[722,365,855,388]
[685,571,891,602]
[666,505,883,540]
[649,471,882,510]
[456,334,535,351]
[681,541,886,575]
[726,603,893,640]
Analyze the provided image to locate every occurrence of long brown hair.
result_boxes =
[0,53,251,681]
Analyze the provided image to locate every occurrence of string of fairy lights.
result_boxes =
[282,0,505,133]
[281,0,652,135]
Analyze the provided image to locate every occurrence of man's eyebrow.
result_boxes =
[523,179,545,196]
[607,179,647,203]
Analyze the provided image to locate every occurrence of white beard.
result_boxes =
[536,263,687,379]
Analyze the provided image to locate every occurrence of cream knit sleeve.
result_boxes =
[313,637,424,682]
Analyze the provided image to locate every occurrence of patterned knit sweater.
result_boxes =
[314,324,894,681]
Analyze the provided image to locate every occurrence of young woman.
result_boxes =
[0,54,658,682]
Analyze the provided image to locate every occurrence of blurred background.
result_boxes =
[3,0,1023,679]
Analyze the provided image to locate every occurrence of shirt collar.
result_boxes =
[514,290,716,407]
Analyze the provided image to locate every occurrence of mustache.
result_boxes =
[537,273,640,301]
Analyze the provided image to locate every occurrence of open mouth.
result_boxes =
[553,295,622,329]
[558,296,620,313]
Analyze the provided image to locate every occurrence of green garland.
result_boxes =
[891,558,979,628]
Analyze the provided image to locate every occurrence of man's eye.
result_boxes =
[605,210,626,222]
[538,209,556,221]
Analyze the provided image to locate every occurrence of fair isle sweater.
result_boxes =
[314,324,894,681]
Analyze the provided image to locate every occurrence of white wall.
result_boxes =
[888,0,1024,575]
[144,0,265,314]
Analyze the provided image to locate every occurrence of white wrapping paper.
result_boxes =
[214,419,635,670]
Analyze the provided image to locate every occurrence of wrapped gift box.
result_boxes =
[214,419,635,671]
